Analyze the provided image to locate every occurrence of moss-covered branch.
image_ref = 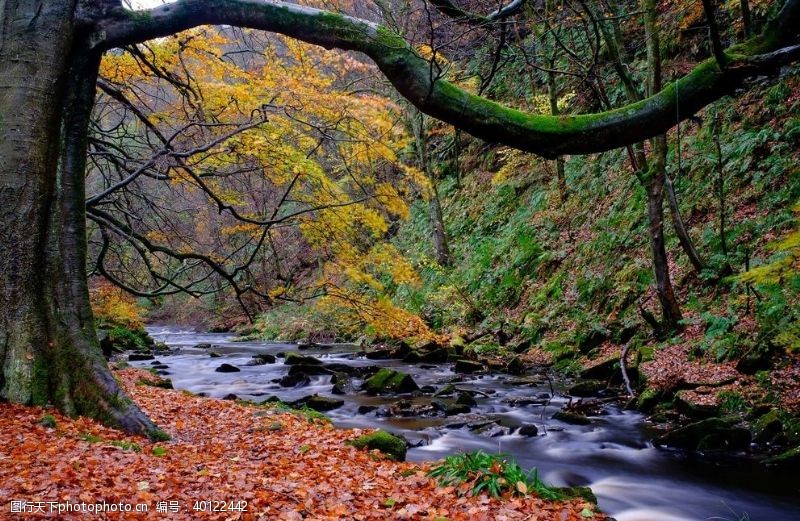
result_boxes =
[94,0,800,158]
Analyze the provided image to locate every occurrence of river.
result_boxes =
[130,327,800,521]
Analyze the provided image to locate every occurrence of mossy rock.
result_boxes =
[362,368,419,394]
[296,394,344,412]
[675,390,720,419]
[347,430,407,461]
[636,388,661,412]
[555,486,597,504]
[568,380,605,397]
[752,409,783,444]
[762,446,800,466]
[284,352,322,365]
[431,399,471,416]
[656,417,750,451]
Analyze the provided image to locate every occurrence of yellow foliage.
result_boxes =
[90,281,145,329]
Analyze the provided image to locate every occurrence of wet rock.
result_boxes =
[431,399,471,416]
[128,353,154,361]
[222,393,239,401]
[362,368,419,395]
[752,409,783,444]
[209,352,221,358]
[467,420,497,431]
[419,348,449,363]
[480,425,510,437]
[568,380,606,397]
[518,424,539,436]
[276,373,310,387]
[505,356,525,375]
[454,360,485,374]
[246,353,277,365]
[433,383,456,397]
[444,421,468,429]
[553,410,592,425]
[288,364,332,376]
[214,363,240,373]
[419,385,436,394]
[357,405,378,415]
[151,363,169,370]
[156,370,170,376]
[656,417,751,451]
[763,446,800,466]
[296,341,320,350]
[455,392,477,406]
[194,343,212,349]
[284,352,322,365]
[296,394,344,412]
[505,397,549,407]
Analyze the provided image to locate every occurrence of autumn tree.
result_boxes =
[1,0,798,436]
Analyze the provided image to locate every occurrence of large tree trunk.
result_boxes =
[0,1,159,437]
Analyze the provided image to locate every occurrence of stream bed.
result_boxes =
[131,327,800,521]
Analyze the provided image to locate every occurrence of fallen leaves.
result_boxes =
[0,368,601,520]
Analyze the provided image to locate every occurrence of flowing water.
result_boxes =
[131,327,800,521]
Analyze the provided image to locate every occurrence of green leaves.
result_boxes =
[427,450,562,499]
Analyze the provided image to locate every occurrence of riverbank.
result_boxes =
[0,367,601,520]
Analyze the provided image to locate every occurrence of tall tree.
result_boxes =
[1,0,798,435]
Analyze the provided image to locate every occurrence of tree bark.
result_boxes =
[646,139,684,332]
[665,174,705,273]
[412,110,452,266]
[0,1,159,437]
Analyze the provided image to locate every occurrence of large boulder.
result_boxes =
[362,368,419,395]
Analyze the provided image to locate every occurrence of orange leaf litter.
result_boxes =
[0,368,602,520]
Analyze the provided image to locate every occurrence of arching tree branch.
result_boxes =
[91,0,800,158]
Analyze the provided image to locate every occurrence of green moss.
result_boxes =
[152,446,167,456]
[347,430,407,461]
[38,414,57,428]
[362,368,419,394]
[110,440,142,452]
[146,428,171,442]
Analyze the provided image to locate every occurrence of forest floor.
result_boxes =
[0,368,601,520]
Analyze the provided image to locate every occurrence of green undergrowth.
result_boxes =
[427,450,562,500]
